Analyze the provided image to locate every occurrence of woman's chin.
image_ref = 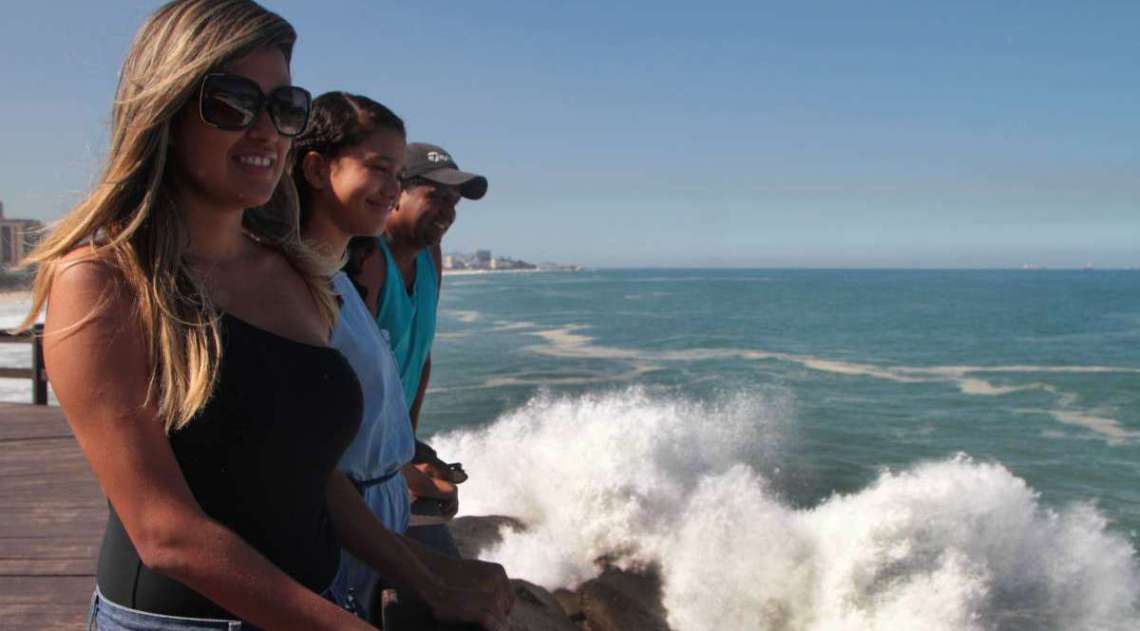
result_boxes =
[232,186,278,209]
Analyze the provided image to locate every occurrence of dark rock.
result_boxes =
[552,588,583,620]
[578,567,671,631]
[447,517,672,630]
[508,579,581,631]
[448,514,527,559]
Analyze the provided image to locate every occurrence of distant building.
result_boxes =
[490,257,536,271]
[0,201,43,269]
[442,249,552,272]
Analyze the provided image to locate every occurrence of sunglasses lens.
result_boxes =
[267,87,311,137]
[200,75,260,130]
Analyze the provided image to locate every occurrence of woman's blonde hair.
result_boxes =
[19,0,337,433]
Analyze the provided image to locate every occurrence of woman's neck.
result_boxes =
[180,195,253,265]
[301,203,351,259]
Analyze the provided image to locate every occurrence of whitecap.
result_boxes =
[518,324,1140,443]
[433,389,1140,631]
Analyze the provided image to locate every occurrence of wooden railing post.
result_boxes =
[32,323,47,405]
[0,325,48,405]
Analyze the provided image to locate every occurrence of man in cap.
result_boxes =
[348,142,487,557]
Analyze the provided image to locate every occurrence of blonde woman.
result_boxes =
[21,1,508,629]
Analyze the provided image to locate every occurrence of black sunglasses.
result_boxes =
[198,73,311,137]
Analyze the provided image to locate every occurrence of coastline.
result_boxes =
[442,268,580,277]
[0,290,32,304]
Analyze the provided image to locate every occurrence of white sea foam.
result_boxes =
[1049,410,1140,446]
[480,362,660,390]
[445,309,481,323]
[435,328,471,339]
[526,324,1140,381]
[491,320,538,332]
[433,389,1140,631]
[956,378,1048,396]
[522,324,1140,443]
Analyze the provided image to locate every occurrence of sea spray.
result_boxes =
[433,387,791,586]
[432,388,1140,631]
[662,457,1140,630]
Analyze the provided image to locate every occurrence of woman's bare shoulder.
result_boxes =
[53,245,127,289]
[47,248,137,333]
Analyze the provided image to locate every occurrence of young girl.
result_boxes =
[288,91,510,625]
[21,1,507,629]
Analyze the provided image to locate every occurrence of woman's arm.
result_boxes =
[45,260,371,631]
[325,472,511,630]
[394,525,514,616]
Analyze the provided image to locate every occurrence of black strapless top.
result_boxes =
[96,313,362,619]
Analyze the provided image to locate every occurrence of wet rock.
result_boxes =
[448,514,526,559]
[578,567,671,631]
[447,517,673,630]
[508,579,580,631]
[552,588,583,620]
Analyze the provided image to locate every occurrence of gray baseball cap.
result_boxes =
[403,142,488,200]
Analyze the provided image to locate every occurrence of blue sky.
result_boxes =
[1,1,1137,268]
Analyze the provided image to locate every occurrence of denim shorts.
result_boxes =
[87,585,343,630]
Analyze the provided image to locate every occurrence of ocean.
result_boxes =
[3,269,1139,629]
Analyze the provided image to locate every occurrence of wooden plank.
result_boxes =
[0,404,103,624]
[0,576,94,630]
[0,403,71,440]
[0,504,107,538]
[0,367,32,379]
[0,436,94,474]
[0,535,100,573]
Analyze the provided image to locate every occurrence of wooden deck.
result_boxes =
[0,402,105,629]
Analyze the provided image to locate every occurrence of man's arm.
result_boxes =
[409,354,430,433]
[410,244,443,433]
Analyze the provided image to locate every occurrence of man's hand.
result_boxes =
[405,464,460,520]
[413,441,468,484]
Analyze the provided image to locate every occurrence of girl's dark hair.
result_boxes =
[292,91,406,228]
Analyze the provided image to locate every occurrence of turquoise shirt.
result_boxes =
[375,238,438,409]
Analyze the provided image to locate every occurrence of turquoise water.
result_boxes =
[427,269,1140,536]
[423,269,1139,629]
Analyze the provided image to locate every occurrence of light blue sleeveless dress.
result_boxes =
[329,271,416,619]
[375,238,437,409]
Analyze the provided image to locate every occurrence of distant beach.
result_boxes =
[443,268,547,277]
[0,290,31,305]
